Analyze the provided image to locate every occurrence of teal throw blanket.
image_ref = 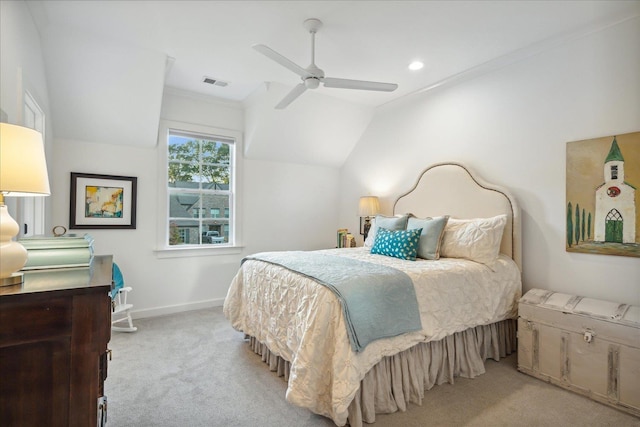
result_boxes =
[243,251,422,352]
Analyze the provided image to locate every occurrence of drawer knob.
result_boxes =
[583,330,595,344]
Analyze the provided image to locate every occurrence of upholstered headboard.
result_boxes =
[393,162,522,271]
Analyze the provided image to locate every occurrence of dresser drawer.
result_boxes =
[0,296,72,346]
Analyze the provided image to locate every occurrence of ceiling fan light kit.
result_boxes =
[253,18,398,109]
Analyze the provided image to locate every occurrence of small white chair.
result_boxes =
[111,263,137,332]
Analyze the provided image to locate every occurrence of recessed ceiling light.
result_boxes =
[408,61,424,71]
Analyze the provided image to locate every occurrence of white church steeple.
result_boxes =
[594,137,636,243]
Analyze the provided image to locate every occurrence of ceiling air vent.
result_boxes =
[202,76,229,87]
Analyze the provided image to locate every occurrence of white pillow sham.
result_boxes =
[440,214,507,266]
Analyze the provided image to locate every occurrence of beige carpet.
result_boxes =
[104,307,639,426]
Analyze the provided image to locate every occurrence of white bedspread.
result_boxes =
[223,247,521,425]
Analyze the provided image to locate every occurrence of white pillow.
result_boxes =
[440,214,507,266]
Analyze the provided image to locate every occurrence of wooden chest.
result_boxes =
[518,288,640,417]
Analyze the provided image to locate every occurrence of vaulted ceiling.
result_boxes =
[26,1,639,165]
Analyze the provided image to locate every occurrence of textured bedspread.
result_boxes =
[223,247,521,425]
[243,251,422,352]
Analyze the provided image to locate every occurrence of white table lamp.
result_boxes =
[0,123,51,286]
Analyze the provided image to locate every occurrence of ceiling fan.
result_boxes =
[253,18,398,109]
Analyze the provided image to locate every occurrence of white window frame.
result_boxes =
[155,120,243,257]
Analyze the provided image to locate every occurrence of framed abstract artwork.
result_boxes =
[566,131,639,257]
[70,172,137,229]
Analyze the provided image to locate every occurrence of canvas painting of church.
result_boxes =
[566,131,639,258]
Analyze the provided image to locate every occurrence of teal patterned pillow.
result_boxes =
[370,227,423,261]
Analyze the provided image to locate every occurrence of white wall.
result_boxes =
[242,158,341,254]
[40,26,167,148]
[51,89,340,318]
[0,0,54,230]
[243,82,374,167]
[339,17,640,305]
[0,1,50,128]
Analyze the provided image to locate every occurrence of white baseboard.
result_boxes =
[130,298,225,320]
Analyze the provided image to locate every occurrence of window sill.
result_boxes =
[154,245,243,259]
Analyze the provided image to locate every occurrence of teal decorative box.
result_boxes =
[19,234,94,270]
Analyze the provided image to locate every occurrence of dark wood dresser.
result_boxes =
[0,256,112,427]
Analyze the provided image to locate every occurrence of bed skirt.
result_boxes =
[247,318,517,426]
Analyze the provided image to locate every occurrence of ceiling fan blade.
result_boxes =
[275,83,307,109]
[322,77,398,92]
[253,44,311,79]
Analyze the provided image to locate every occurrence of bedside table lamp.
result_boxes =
[0,123,50,286]
[358,196,380,241]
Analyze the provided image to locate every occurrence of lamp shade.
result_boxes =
[358,196,380,217]
[0,123,51,284]
[0,123,50,196]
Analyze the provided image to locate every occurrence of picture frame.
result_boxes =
[359,217,366,236]
[566,131,639,258]
[360,216,374,240]
[70,172,137,229]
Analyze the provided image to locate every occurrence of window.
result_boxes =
[178,228,188,243]
[158,120,241,251]
[19,91,46,237]
[611,165,618,180]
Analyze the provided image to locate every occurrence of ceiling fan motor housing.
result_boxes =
[304,78,320,89]
[304,63,324,89]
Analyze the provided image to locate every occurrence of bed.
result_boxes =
[224,162,522,426]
